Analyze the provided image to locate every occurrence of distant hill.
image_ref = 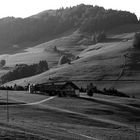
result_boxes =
[0,4,138,54]
[31,10,57,19]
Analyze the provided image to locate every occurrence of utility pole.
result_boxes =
[6,90,9,122]
[134,125,137,140]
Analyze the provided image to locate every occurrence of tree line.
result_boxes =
[1,60,49,83]
[0,4,138,53]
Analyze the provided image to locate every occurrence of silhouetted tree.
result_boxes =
[58,55,70,65]
[0,4,138,53]
[0,59,6,67]
[133,32,140,49]
[1,60,49,83]
[53,46,58,52]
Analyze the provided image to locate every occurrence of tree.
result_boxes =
[93,31,106,43]
[37,60,49,73]
[0,59,6,67]
[133,32,140,49]
[58,55,70,65]
[1,61,49,83]
[87,83,94,96]
[53,46,58,52]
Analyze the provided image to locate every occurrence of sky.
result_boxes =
[0,0,139,18]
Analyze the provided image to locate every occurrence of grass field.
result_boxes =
[0,90,139,139]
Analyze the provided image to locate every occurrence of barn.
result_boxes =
[35,81,80,97]
[61,81,80,96]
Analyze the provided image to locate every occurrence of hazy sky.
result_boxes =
[0,0,139,18]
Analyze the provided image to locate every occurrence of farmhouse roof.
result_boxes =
[61,81,79,90]
[41,81,79,90]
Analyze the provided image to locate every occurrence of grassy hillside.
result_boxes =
[2,31,82,67]
[3,24,140,97]
[2,24,140,67]
[0,31,83,78]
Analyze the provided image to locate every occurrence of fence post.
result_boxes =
[134,125,137,140]
[6,90,9,122]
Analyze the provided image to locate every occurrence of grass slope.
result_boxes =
[3,31,82,67]
[2,24,140,97]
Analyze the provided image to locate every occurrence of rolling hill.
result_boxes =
[0,5,140,140]
[0,4,138,54]
[0,5,140,98]
[2,23,140,98]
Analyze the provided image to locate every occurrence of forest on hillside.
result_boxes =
[0,4,138,53]
[1,60,49,83]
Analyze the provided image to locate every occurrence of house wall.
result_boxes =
[34,82,79,97]
[64,85,76,96]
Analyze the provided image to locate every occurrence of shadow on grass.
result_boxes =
[0,102,25,105]
[85,108,114,115]
[77,96,140,115]
[101,37,125,43]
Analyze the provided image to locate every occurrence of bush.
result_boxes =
[87,90,93,96]
[86,83,97,96]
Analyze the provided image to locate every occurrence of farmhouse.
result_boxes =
[35,81,80,97]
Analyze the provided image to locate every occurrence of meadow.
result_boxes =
[0,90,139,139]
